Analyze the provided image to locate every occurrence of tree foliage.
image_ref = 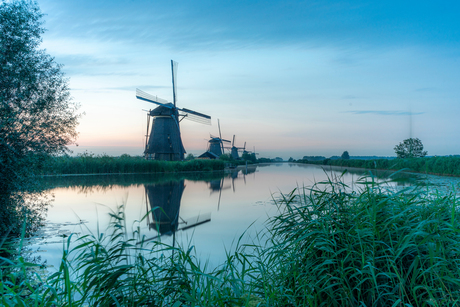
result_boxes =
[242,151,257,163]
[341,151,350,160]
[394,138,427,158]
[0,0,80,236]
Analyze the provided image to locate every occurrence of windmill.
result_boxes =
[230,135,246,160]
[136,60,211,161]
[206,119,231,157]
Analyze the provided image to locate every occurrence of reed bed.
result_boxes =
[38,154,225,175]
[2,175,460,306]
[300,156,460,177]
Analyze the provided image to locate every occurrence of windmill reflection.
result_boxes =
[145,180,211,241]
[207,165,258,209]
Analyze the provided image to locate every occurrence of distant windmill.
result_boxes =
[136,60,211,161]
[207,119,231,157]
[230,135,246,160]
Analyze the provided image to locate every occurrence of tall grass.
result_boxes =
[257,176,460,306]
[38,153,225,175]
[299,156,460,177]
[2,175,460,306]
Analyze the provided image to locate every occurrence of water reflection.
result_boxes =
[144,166,260,239]
[29,163,440,270]
[206,166,258,209]
[145,180,185,235]
[144,180,212,243]
[208,166,258,193]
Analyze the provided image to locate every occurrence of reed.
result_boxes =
[301,156,460,177]
[2,175,460,306]
[38,153,225,175]
[254,175,460,306]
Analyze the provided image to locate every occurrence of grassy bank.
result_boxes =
[36,171,228,191]
[298,156,460,177]
[2,176,460,306]
[37,153,225,175]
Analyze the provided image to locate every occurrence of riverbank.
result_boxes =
[297,156,460,177]
[37,154,226,175]
[2,177,460,306]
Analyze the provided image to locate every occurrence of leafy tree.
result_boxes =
[242,152,257,163]
[0,1,80,236]
[218,153,232,161]
[341,151,350,160]
[394,138,427,158]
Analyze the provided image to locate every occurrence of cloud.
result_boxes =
[40,0,460,53]
[344,110,424,116]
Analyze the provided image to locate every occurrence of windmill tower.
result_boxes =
[230,135,246,160]
[137,60,211,161]
[207,119,231,157]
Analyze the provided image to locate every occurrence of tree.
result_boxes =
[0,1,80,236]
[394,138,427,158]
[242,152,257,163]
[341,151,350,160]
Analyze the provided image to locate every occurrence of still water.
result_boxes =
[30,163,412,269]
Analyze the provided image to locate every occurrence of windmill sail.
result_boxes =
[136,89,172,107]
[171,60,178,106]
[136,60,211,161]
[179,108,211,125]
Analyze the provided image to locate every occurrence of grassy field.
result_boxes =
[2,175,460,306]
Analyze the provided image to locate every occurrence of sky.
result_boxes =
[37,0,460,159]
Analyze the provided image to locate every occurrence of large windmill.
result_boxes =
[136,60,211,161]
[206,119,231,157]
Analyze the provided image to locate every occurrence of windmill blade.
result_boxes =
[178,213,211,231]
[232,135,235,147]
[136,89,172,108]
[217,178,223,210]
[218,119,224,154]
[171,60,178,106]
[221,139,232,143]
[218,119,222,140]
[179,108,211,125]
[145,113,150,151]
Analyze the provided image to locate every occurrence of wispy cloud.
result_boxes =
[344,110,424,116]
[41,0,460,53]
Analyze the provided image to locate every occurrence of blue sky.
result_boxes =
[38,0,460,158]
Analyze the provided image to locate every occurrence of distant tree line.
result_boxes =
[295,137,460,176]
